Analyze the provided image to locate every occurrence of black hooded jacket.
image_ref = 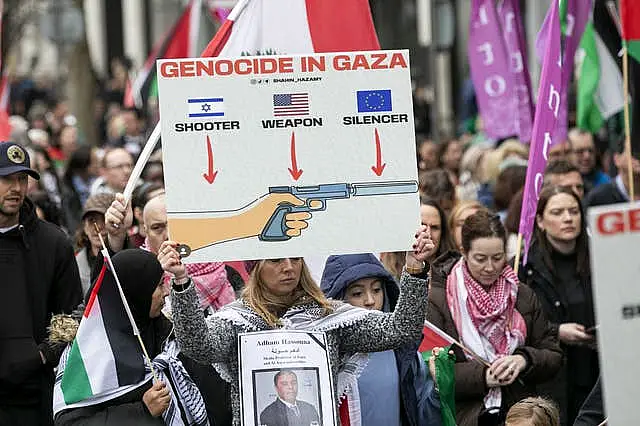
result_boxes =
[0,198,82,403]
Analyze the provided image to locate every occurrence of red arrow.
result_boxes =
[203,135,218,184]
[371,128,386,176]
[288,131,303,180]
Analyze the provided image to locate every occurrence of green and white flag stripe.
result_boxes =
[60,293,119,403]
[577,21,625,133]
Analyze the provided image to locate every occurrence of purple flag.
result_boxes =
[535,0,591,144]
[499,0,534,142]
[468,0,518,140]
[519,0,563,264]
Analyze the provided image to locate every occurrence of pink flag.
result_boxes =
[468,0,518,140]
[519,0,563,264]
[499,0,533,142]
[535,0,591,144]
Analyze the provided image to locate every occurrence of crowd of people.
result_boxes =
[1,55,637,426]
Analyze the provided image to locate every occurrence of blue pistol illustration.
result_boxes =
[259,180,419,241]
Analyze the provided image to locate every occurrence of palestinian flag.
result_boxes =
[126,0,202,109]
[57,263,145,405]
[576,18,625,134]
[622,0,640,155]
[419,320,457,353]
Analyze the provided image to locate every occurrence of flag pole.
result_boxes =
[95,225,159,382]
[513,233,523,277]
[622,45,635,201]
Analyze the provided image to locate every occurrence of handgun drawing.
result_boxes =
[167,180,418,257]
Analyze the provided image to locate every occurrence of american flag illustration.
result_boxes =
[273,93,310,117]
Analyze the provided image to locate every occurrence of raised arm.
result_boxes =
[160,240,237,364]
[339,225,432,354]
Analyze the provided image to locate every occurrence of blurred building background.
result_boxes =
[3,0,554,142]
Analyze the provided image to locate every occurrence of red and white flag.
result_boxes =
[0,0,11,141]
[202,0,380,57]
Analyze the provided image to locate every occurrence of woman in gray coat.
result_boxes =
[159,226,433,426]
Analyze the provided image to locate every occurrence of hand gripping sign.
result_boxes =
[157,50,420,262]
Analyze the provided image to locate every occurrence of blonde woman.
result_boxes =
[505,397,560,426]
[159,227,434,426]
[447,200,485,251]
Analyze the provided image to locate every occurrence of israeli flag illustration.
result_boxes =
[187,97,225,118]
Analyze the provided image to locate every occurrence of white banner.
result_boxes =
[238,330,336,426]
[588,202,640,426]
[156,50,419,262]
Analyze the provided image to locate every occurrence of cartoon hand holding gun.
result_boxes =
[169,180,418,257]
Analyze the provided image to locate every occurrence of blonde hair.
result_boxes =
[448,200,485,250]
[242,259,333,327]
[380,251,406,281]
[506,397,560,426]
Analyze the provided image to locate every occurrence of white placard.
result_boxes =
[238,330,336,426]
[588,202,640,426]
[156,50,419,262]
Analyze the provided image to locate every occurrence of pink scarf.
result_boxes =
[143,238,236,310]
[446,259,526,357]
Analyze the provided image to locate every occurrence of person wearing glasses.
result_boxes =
[90,148,134,196]
[567,129,609,196]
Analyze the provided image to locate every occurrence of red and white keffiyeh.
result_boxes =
[446,258,526,408]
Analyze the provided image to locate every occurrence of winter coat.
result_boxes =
[426,251,563,426]
[320,253,441,426]
[170,269,428,426]
[0,198,82,405]
[519,240,599,425]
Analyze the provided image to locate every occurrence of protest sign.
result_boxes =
[239,330,335,426]
[156,50,419,262]
[588,202,640,426]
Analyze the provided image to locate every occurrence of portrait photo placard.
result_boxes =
[238,330,336,426]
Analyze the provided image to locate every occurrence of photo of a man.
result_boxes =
[259,370,321,426]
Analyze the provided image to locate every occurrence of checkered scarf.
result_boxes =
[447,260,526,356]
[143,238,235,310]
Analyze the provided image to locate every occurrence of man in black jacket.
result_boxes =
[585,150,640,207]
[0,142,82,426]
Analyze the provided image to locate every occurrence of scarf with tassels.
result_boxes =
[446,259,526,408]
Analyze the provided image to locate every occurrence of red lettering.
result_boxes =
[179,61,196,77]
[234,58,252,75]
[371,53,388,69]
[333,55,351,71]
[351,54,370,70]
[215,59,233,76]
[389,52,408,69]
[279,57,294,73]
[597,212,624,235]
[196,60,214,76]
[260,58,278,74]
[160,61,179,77]
[630,209,640,232]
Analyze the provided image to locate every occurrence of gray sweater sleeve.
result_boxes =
[170,284,237,364]
[339,269,428,354]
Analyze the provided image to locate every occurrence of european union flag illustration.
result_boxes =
[357,90,392,113]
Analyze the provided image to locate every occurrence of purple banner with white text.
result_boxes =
[468,0,518,140]
[499,0,534,142]
[519,0,563,264]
